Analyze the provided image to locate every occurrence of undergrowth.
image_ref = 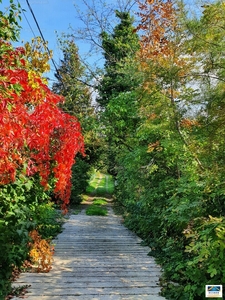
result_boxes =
[29,230,54,272]
[3,200,64,299]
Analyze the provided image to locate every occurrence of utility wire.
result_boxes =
[16,0,36,38]
[25,0,66,89]
[19,0,92,91]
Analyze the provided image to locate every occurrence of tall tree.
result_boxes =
[94,10,141,176]
[97,10,140,107]
[52,39,101,203]
[52,40,92,118]
[185,1,225,174]
[71,0,137,66]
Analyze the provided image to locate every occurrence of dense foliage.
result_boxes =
[52,39,101,204]
[97,1,225,299]
[98,11,140,108]
[97,11,141,177]
[0,2,84,297]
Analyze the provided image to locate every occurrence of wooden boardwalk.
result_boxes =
[12,206,166,300]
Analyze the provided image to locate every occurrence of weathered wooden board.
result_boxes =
[12,206,166,300]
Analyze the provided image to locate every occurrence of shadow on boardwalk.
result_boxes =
[12,205,166,300]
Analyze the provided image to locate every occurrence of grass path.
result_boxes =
[81,171,114,216]
[86,171,114,197]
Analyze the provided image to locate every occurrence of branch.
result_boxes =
[170,80,205,171]
[185,73,225,83]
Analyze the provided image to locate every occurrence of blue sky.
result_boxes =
[0,0,111,84]
[1,0,202,86]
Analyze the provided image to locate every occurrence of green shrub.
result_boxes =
[70,157,91,205]
[182,216,225,298]
[0,175,62,299]
[0,177,37,298]
[34,202,63,240]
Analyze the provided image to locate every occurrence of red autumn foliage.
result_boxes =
[0,40,84,208]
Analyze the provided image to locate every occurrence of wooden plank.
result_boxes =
[12,206,166,300]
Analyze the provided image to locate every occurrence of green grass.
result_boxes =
[86,185,96,194]
[86,171,114,196]
[85,197,108,216]
[84,171,113,216]
[81,194,90,201]
[86,205,108,216]
[93,199,108,205]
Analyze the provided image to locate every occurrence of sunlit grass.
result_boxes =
[93,199,108,205]
[86,171,114,196]
[86,205,108,216]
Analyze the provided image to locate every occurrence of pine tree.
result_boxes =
[52,40,100,203]
[97,11,140,107]
[52,41,92,120]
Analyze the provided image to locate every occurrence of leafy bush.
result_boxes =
[34,202,63,240]
[116,153,225,299]
[182,216,225,298]
[0,177,63,298]
[70,157,91,205]
[0,177,39,298]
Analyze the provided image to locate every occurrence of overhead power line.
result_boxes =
[24,0,66,89]
[16,0,36,38]
[17,0,92,91]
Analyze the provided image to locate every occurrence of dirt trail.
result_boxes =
[12,205,166,300]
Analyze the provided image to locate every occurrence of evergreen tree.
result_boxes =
[52,40,100,203]
[97,11,140,107]
[96,11,141,175]
[52,40,92,119]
